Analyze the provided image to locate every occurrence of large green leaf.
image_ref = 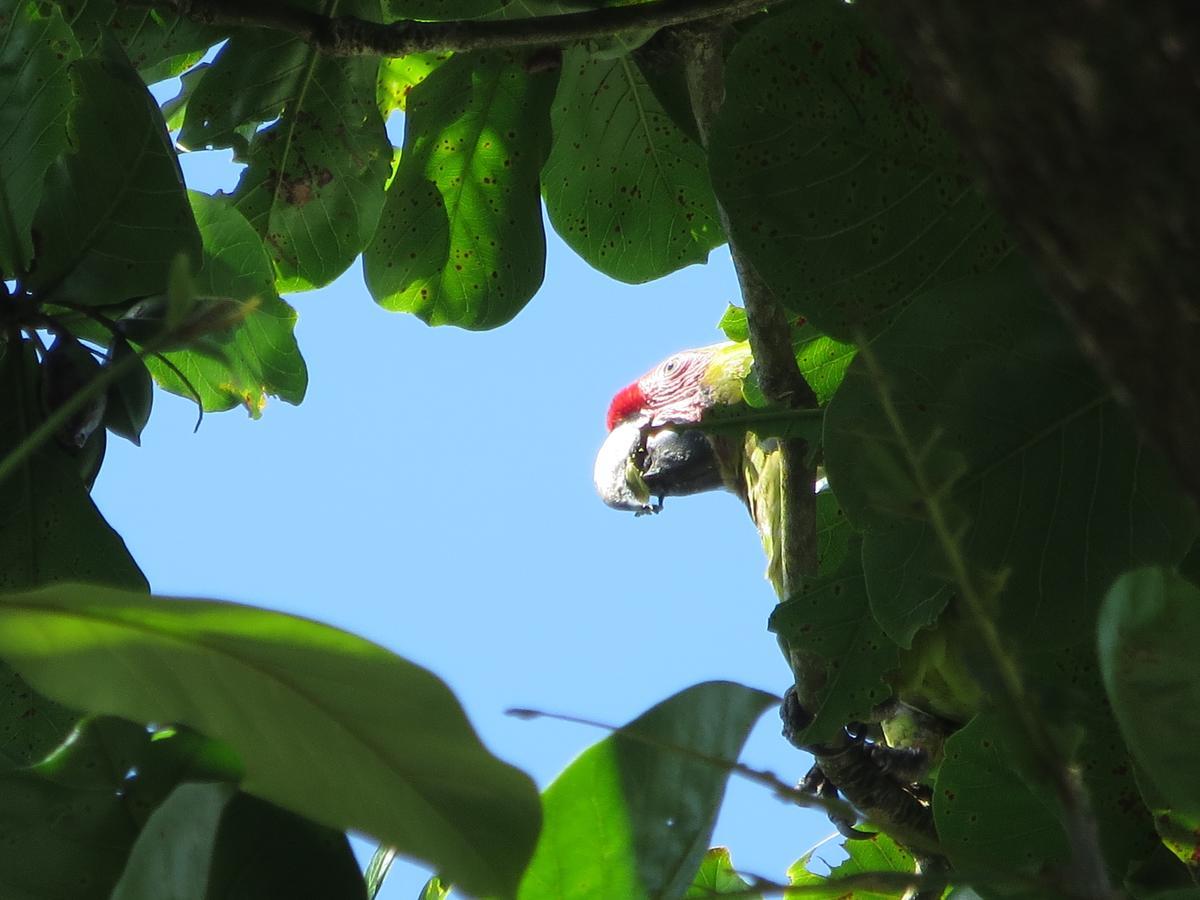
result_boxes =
[222,36,391,291]
[144,192,308,415]
[363,50,557,329]
[112,784,367,900]
[0,339,145,596]
[1099,567,1200,818]
[709,0,1011,341]
[0,583,542,898]
[0,2,79,277]
[0,716,240,899]
[824,263,1197,652]
[934,714,1069,876]
[543,47,723,283]
[25,54,201,305]
[0,338,144,767]
[517,681,774,899]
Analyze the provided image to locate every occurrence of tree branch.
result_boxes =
[140,0,783,56]
[681,25,818,599]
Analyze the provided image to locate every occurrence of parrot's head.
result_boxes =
[594,342,752,514]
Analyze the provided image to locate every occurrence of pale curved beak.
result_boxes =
[594,423,724,514]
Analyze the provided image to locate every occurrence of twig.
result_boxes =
[136,0,784,56]
[506,706,864,825]
[681,24,818,599]
[856,338,1115,900]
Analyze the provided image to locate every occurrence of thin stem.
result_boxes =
[681,24,818,599]
[506,705,864,825]
[138,0,783,56]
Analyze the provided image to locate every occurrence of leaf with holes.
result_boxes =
[543,48,722,283]
[0,582,542,899]
[934,714,1070,875]
[710,0,1011,341]
[224,38,390,291]
[144,193,307,416]
[517,682,774,900]
[0,3,79,277]
[364,51,556,329]
[26,54,201,306]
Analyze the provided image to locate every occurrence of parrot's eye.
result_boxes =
[663,359,679,375]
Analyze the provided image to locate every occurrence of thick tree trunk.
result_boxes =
[868,1,1200,507]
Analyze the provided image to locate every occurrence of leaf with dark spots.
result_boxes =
[364,51,557,329]
[710,0,1011,340]
[543,48,723,283]
[209,35,390,291]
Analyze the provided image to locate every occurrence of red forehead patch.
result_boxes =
[606,382,647,431]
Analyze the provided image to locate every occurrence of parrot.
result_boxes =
[594,340,977,848]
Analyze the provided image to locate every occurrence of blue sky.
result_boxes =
[89,107,836,896]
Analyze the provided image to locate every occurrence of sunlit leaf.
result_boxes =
[364,51,556,328]
[518,681,773,899]
[0,583,541,898]
[685,847,761,898]
[209,33,391,290]
[544,48,722,282]
[144,193,307,416]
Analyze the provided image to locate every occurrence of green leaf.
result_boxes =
[718,306,748,343]
[110,781,234,900]
[377,52,451,115]
[934,714,1070,875]
[25,54,201,306]
[364,51,557,329]
[1099,567,1200,817]
[54,0,219,78]
[517,681,774,899]
[0,582,542,898]
[824,263,1197,653]
[178,32,308,154]
[220,36,391,290]
[543,48,722,283]
[710,0,1011,341]
[365,846,397,900]
[160,62,209,133]
[0,715,240,899]
[0,2,79,277]
[788,830,916,898]
[112,784,368,900]
[0,661,77,770]
[793,326,856,406]
[769,532,900,744]
[685,847,761,898]
[0,339,145,593]
[144,192,307,416]
[418,875,451,900]
[103,338,153,445]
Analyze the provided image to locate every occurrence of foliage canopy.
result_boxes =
[0,0,1196,897]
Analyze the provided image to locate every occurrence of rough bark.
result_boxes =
[868,0,1200,508]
